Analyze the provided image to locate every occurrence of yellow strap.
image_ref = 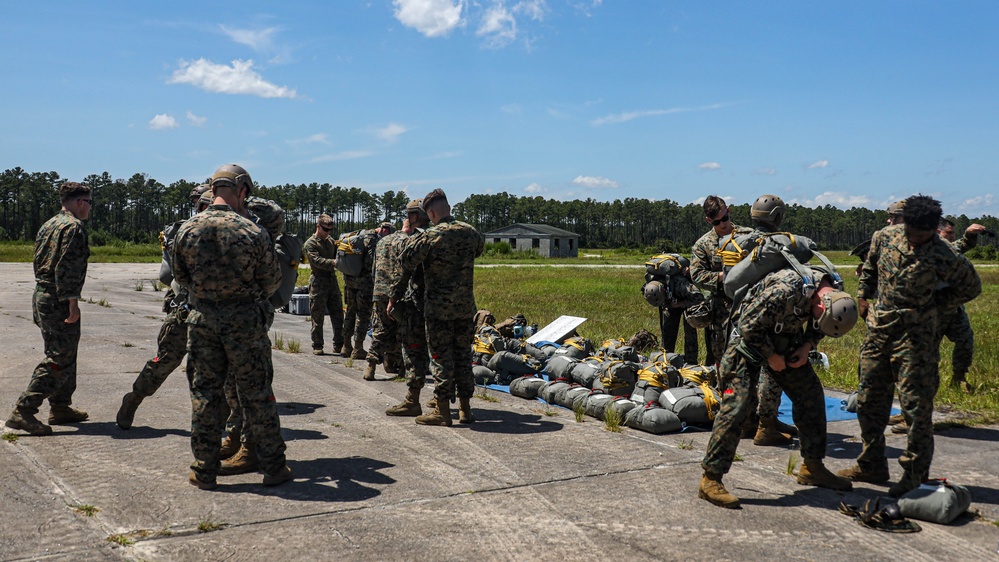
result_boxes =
[601,360,629,390]
[679,366,707,385]
[700,383,720,421]
[472,336,495,354]
[565,338,584,351]
[637,366,667,388]
[645,254,681,268]
[717,234,748,266]
[158,230,166,252]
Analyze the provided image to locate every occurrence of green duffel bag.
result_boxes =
[898,479,972,525]
[545,355,579,380]
[486,351,541,384]
[605,396,638,420]
[630,380,666,404]
[624,404,683,434]
[659,382,720,425]
[558,385,591,409]
[648,350,685,369]
[473,364,496,386]
[509,376,547,400]
[581,392,614,420]
[599,360,639,397]
[553,336,592,359]
[538,380,570,405]
[569,361,602,388]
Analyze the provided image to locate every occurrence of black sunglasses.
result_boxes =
[710,212,730,226]
[79,198,93,205]
[320,225,333,232]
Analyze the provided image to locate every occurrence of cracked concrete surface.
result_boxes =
[0,263,997,561]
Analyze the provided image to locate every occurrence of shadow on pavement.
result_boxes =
[464,408,563,435]
[277,402,325,416]
[220,456,395,502]
[53,421,191,440]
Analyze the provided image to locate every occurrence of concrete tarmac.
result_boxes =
[0,263,997,561]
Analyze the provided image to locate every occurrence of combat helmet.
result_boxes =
[750,194,786,228]
[684,301,712,330]
[886,200,906,215]
[210,164,253,195]
[642,280,668,308]
[404,198,430,226]
[189,183,210,203]
[814,290,858,338]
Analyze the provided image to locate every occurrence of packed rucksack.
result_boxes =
[624,403,683,434]
[335,230,374,277]
[245,196,301,308]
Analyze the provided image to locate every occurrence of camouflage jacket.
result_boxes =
[733,268,824,362]
[690,224,752,295]
[858,224,981,325]
[304,234,337,278]
[34,210,90,300]
[172,204,281,303]
[372,230,410,302]
[395,216,484,320]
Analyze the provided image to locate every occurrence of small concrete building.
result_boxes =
[482,223,580,257]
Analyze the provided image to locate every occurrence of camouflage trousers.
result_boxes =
[367,300,401,365]
[309,275,344,352]
[131,307,189,398]
[342,279,373,346]
[394,300,431,390]
[425,315,475,400]
[856,319,940,482]
[659,306,699,365]
[187,302,286,481]
[16,287,82,414]
[702,337,828,475]
[937,305,973,377]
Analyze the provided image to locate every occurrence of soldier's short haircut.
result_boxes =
[703,195,726,219]
[423,188,449,210]
[318,214,333,227]
[903,194,942,231]
[59,182,91,203]
[939,217,954,229]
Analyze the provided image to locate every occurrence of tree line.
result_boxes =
[2,167,997,254]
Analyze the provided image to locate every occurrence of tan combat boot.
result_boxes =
[340,341,353,358]
[5,409,53,436]
[350,337,367,360]
[263,465,294,487]
[219,432,240,460]
[364,361,377,381]
[772,417,798,436]
[887,413,905,425]
[219,442,260,475]
[415,397,452,427]
[116,392,144,430]
[426,396,437,410]
[698,471,740,509]
[754,417,793,447]
[458,397,475,424]
[951,373,974,394]
[797,459,852,491]
[48,405,89,425]
[386,388,422,417]
[835,463,890,483]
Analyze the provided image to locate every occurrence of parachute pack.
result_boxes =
[718,231,843,307]
[335,230,374,277]
[640,253,703,309]
[245,196,301,308]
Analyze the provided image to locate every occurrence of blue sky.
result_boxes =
[3,1,998,216]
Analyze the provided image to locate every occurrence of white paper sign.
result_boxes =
[526,315,588,345]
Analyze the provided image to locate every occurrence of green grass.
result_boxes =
[473,266,999,423]
[106,534,134,546]
[70,503,100,517]
[786,452,800,476]
[197,516,225,533]
[272,332,285,351]
[286,338,302,353]
[0,241,161,263]
[476,386,499,402]
[603,405,623,433]
[2,433,18,443]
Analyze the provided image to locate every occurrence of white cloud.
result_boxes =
[394,0,465,38]
[524,182,544,193]
[148,114,178,130]
[591,103,730,126]
[477,3,517,47]
[791,191,874,209]
[288,133,330,146]
[807,159,829,169]
[219,25,278,51]
[169,59,298,99]
[501,103,523,115]
[309,150,374,163]
[185,111,207,127]
[572,175,619,189]
[697,162,721,171]
[514,0,547,21]
[960,194,994,211]
[373,122,410,143]
[754,167,776,176]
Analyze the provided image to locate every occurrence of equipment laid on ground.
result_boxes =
[898,479,972,525]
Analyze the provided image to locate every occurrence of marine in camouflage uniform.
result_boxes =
[341,228,380,359]
[365,222,406,380]
[6,182,92,436]
[173,164,291,489]
[842,196,981,496]
[937,218,985,391]
[392,189,484,426]
[699,268,855,508]
[303,215,344,355]
[116,185,210,430]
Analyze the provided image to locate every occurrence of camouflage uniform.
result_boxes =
[173,204,286,482]
[128,221,192,399]
[689,224,753,365]
[342,230,379,348]
[303,233,344,352]
[703,269,828,475]
[854,224,980,483]
[658,270,701,365]
[14,210,90,415]
[395,216,484,401]
[937,233,978,380]
[368,230,409,366]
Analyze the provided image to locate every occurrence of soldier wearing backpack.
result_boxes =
[340,224,388,359]
[699,268,858,509]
